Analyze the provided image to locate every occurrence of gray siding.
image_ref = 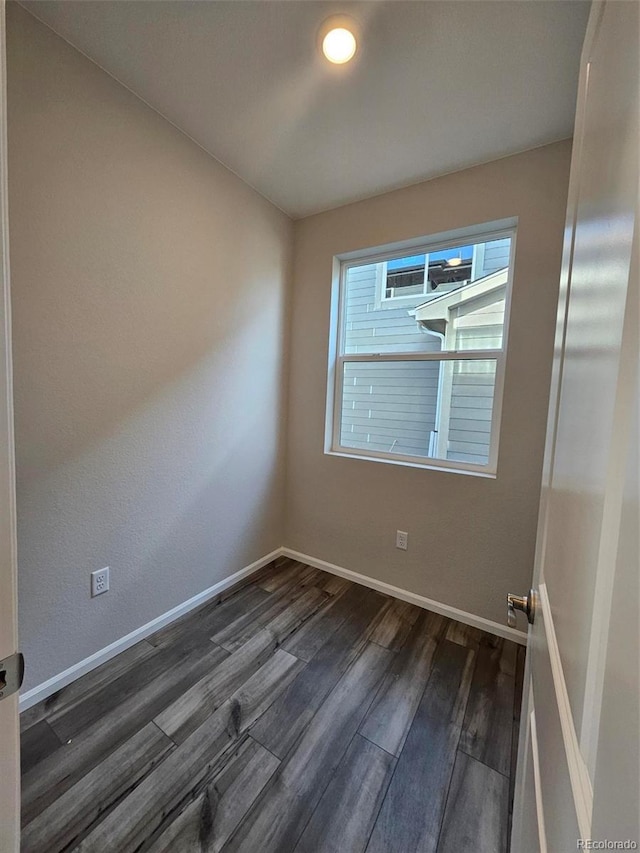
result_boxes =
[444,298,504,464]
[478,238,511,277]
[344,265,440,355]
[342,264,440,458]
[447,362,496,465]
[341,360,439,457]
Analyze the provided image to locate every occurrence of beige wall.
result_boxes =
[286,141,572,626]
[7,5,292,691]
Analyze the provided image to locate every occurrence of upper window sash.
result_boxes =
[339,228,515,359]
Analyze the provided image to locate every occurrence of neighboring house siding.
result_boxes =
[447,361,497,464]
[341,360,439,456]
[446,297,504,464]
[344,264,440,354]
[343,264,439,456]
[476,238,511,278]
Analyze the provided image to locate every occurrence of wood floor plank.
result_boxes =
[436,751,509,853]
[250,586,389,758]
[369,599,422,650]
[211,567,323,652]
[458,637,517,776]
[21,722,174,853]
[396,599,422,625]
[147,584,271,650]
[280,581,354,662]
[444,620,487,651]
[235,560,281,589]
[19,639,157,732]
[156,586,328,744]
[365,639,475,853]
[223,641,394,852]
[257,559,309,592]
[75,650,304,853]
[19,720,62,777]
[294,734,396,853]
[316,573,351,597]
[359,611,446,756]
[146,737,279,853]
[49,630,229,744]
[22,642,229,824]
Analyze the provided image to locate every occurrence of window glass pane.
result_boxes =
[343,236,511,355]
[387,254,426,271]
[386,254,426,298]
[340,359,497,466]
[343,262,440,355]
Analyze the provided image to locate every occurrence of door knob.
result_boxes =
[507,590,536,627]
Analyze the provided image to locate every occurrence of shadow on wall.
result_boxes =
[15,301,285,690]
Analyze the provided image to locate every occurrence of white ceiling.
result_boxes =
[21,0,590,218]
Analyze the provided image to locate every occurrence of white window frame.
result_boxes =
[377,255,430,306]
[325,219,518,477]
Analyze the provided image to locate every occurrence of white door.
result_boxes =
[0,1,20,850]
[511,1,639,851]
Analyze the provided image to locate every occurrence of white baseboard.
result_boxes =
[20,543,526,713]
[19,548,281,712]
[281,547,528,646]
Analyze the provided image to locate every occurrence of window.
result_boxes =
[381,246,475,302]
[326,222,516,475]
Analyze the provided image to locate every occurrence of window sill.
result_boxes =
[325,448,497,479]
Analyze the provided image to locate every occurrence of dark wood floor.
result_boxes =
[20,557,525,853]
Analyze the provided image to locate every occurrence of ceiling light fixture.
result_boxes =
[319,16,359,65]
[447,257,463,267]
[322,26,357,64]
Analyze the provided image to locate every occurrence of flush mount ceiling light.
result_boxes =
[322,27,357,64]
[319,16,359,65]
[447,257,463,267]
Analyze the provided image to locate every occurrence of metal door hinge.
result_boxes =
[0,652,24,701]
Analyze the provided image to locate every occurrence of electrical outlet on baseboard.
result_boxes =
[91,567,110,597]
[396,530,408,550]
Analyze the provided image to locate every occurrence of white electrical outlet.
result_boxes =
[91,567,110,597]
[396,530,408,550]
